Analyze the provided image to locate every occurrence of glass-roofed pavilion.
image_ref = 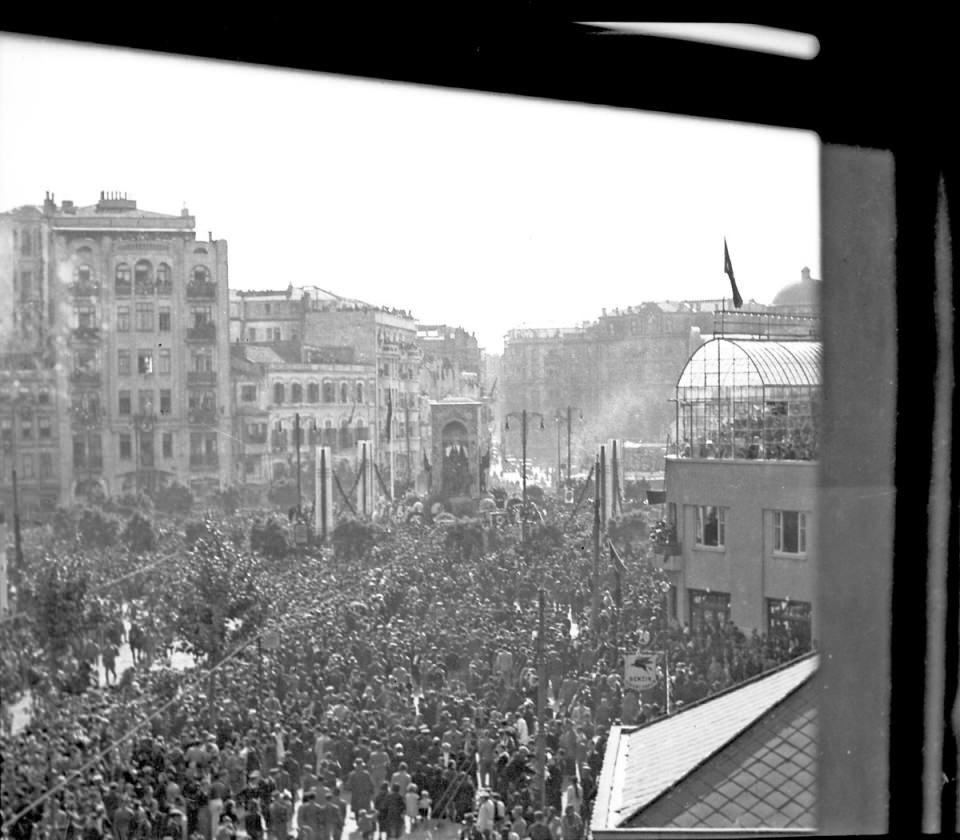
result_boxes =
[674,338,821,461]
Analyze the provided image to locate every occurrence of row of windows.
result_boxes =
[90,303,215,332]
[73,431,218,464]
[4,451,55,480]
[110,262,213,294]
[115,349,214,375]
[686,588,812,644]
[0,416,54,441]
[690,505,808,555]
[245,381,368,405]
[0,386,53,405]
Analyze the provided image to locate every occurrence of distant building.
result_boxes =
[1,192,233,514]
[230,287,425,493]
[230,343,375,507]
[656,336,820,642]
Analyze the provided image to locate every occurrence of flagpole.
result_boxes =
[665,648,671,716]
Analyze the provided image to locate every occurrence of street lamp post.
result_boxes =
[564,406,583,489]
[504,409,545,544]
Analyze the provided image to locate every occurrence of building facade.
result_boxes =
[1,192,234,511]
[657,337,820,645]
[230,343,375,506]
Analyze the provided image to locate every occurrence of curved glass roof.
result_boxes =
[677,338,822,390]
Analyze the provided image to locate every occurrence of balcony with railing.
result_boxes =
[71,282,101,297]
[186,322,217,342]
[70,369,102,385]
[72,325,102,341]
[187,371,217,386]
[188,407,219,425]
[186,279,217,300]
[70,406,103,428]
[245,428,268,445]
[650,520,682,557]
[189,453,220,469]
[73,455,104,471]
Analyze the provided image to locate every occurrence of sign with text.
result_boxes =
[624,651,662,692]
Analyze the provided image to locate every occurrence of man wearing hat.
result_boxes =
[475,791,495,840]
[344,759,374,818]
[322,788,345,840]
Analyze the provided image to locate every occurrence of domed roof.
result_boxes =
[772,267,820,309]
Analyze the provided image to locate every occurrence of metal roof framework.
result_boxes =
[674,339,822,462]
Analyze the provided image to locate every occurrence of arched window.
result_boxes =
[194,246,208,255]
[75,264,95,291]
[323,381,335,403]
[291,382,303,403]
[340,382,349,403]
[307,382,319,403]
[156,263,172,295]
[356,381,364,403]
[115,263,132,295]
[193,265,211,283]
[134,260,153,294]
[274,382,285,405]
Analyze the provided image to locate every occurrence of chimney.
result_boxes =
[61,200,75,214]
[208,231,213,242]
[801,266,811,282]
[43,191,56,213]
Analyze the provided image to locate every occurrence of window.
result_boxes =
[115,263,132,295]
[76,305,97,329]
[138,351,154,375]
[340,382,349,403]
[291,382,303,403]
[191,349,213,372]
[134,260,153,294]
[19,270,33,301]
[20,418,33,440]
[247,327,257,342]
[22,454,34,479]
[39,452,53,479]
[191,305,213,326]
[38,387,51,406]
[38,416,52,440]
[162,432,173,458]
[156,263,172,295]
[192,265,210,284]
[136,302,154,331]
[241,385,257,402]
[774,510,808,555]
[139,390,154,415]
[1,419,11,443]
[307,382,320,403]
[119,390,131,415]
[695,505,726,547]
[160,389,171,415]
[323,381,335,403]
[356,382,364,403]
[73,436,86,468]
[159,307,171,331]
[117,305,131,332]
[273,327,281,341]
[767,598,812,647]
[119,433,132,460]
[20,228,32,255]
[118,350,131,375]
[274,382,285,404]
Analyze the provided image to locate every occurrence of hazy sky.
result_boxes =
[0,33,821,354]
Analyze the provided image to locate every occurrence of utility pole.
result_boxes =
[295,413,303,516]
[521,409,528,544]
[592,456,601,633]
[536,586,547,812]
[11,467,24,574]
[555,415,562,493]
[567,406,573,489]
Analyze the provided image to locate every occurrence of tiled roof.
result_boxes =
[627,675,817,829]
[596,655,817,831]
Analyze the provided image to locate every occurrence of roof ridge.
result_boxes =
[613,654,819,827]
[620,656,819,826]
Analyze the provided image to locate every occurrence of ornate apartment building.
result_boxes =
[0,192,233,514]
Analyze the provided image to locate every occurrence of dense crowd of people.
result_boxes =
[1,494,811,840]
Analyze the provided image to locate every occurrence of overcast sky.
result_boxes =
[0,33,820,354]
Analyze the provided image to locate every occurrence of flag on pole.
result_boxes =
[724,237,743,309]
[610,540,626,608]
[384,391,392,442]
